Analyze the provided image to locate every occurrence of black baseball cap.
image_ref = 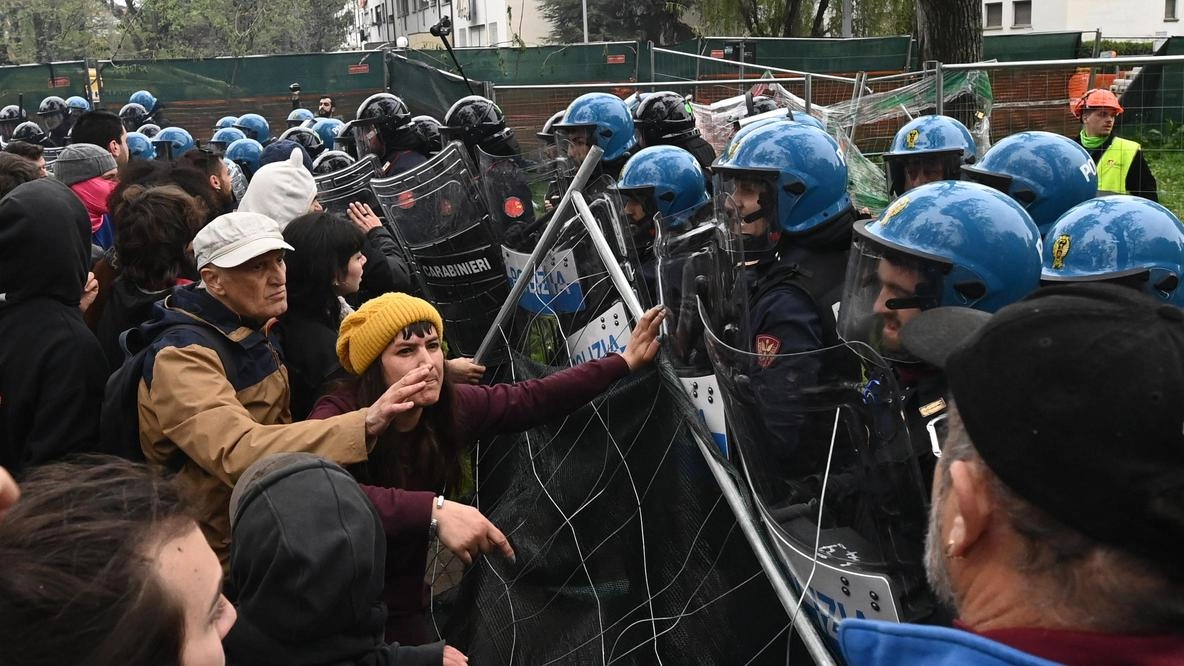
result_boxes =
[901,283,1184,574]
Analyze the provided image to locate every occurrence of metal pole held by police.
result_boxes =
[472,145,605,364]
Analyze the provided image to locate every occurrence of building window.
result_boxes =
[1168,0,1179,20]
[397,0,408,17]
[984,2,1002,29]
[1012,0,1031,26]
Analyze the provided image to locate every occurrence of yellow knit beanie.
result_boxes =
[336,293,445,375]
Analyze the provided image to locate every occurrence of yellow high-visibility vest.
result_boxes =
[1096,136,1140,194]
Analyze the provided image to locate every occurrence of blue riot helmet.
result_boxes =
[616,145,710,231]
[126,131,156,161]
[838,180,1042,361]
[209,127,246,153]
[553,92,637,165]
[225,137,264,179]
[279,125,325,159]
[287,108,314,128]
[129,90,159,114]
[962,130,1098,237]
[234,113,271,144]
[214,115,239,132]
[65,96,91,116]
[310,117,344,152]
[152,126,195,160]
[1041,195,1184,307]
[711,121,851,259]
[883,114,976,197]
[311,149,357,175]
[119,103,150,133]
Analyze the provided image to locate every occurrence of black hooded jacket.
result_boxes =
[224,454,445,666]
[0,178,106,474]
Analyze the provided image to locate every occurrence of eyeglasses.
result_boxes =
[927,412,949,458]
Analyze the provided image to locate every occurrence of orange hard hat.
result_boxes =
[1071,88,1124,120]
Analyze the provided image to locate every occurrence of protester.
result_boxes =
[180,147,237,215]
[1072,88,1158,200]
[0,179,107,474]
[237,147,321,227]
[839,283,1184,664]
[318,95,341,119]
[259,138,314,172]
[137,211,437,564]
[224,453,468,666]
[71,110,130,169]
[3,140,47,177]
[97,185,204,371]
[0,152,40,198]
[310,293,663,643]
[55,143,119,249]
[278,211,368,420]
[0,457,236,665]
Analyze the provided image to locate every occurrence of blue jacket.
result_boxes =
[839,619,1060,666]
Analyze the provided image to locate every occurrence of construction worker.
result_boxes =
[1072,88,1158,201]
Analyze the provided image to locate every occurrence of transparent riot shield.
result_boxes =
[654,222,732,454]
[475,146,568,239]
[702,318,937,646]
[314,154,380,216]
[495,175,646,368]
[371,142,506,358]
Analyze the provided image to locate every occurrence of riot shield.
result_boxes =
[371,142,506,358]
[314,154,381,216]
[475,146,568,240]
[702,322,937,648]
[496,176,647,367]
[654,222,731,453]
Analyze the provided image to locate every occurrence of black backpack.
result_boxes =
[98,322,238,462]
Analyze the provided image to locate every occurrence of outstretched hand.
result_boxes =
[621,306,665,371]
[364,366,430,437]
[347,202,382,232]
[433,499,516,566]
[445,357,486,385]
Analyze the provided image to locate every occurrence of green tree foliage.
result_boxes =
[0,0,112,65]
[824,0,914,37]
[696,0,831,38]
[542,0,696,45]
[0,0,352,64]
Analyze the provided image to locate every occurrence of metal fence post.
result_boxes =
[934,61,945,115]
[804,73,813,114]
[648,40,656,90]
[1087,28,1102,90]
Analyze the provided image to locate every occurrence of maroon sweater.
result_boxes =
[310,353,631,645]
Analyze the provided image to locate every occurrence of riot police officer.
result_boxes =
[279,126,325,160]
[1041,195,1184,306]
[614,145,710,303]
[351,93,428,177]
[129,89,169,128]
[287,108,315,128]
[234,113,272,146]
[442,95,522,162]
[962,130,1098,237]
[0,105,27,143]
[412,115,444,155]
[119,103,150,133]
[37,96,71,147]
[712,121,858,357]
[883,115,976,198]
[633,91,716,173]
[552,92,637,179]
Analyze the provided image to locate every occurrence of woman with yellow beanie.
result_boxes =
[309,293,664,645]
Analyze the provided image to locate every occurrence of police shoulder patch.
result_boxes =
[755,334,781,368]
[1051,234,1072,270]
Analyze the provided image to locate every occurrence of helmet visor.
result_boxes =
[712,168,783,258]
[885,152,964,197]
[837,234,950,363]
[351,123,383,160]
[554,125,596,170]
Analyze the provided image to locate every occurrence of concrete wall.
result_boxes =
[982,0,1183,39]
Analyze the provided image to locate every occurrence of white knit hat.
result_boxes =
[236,147,318,228]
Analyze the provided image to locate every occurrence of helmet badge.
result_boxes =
[879,196,909,226]
[906,129,920,150]
[1051,234,1072,270]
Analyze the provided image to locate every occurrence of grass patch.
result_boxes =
[1143,151,1184,216]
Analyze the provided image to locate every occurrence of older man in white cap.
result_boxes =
[136,211,428,565]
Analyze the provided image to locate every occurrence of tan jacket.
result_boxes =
[137,288,370,563]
